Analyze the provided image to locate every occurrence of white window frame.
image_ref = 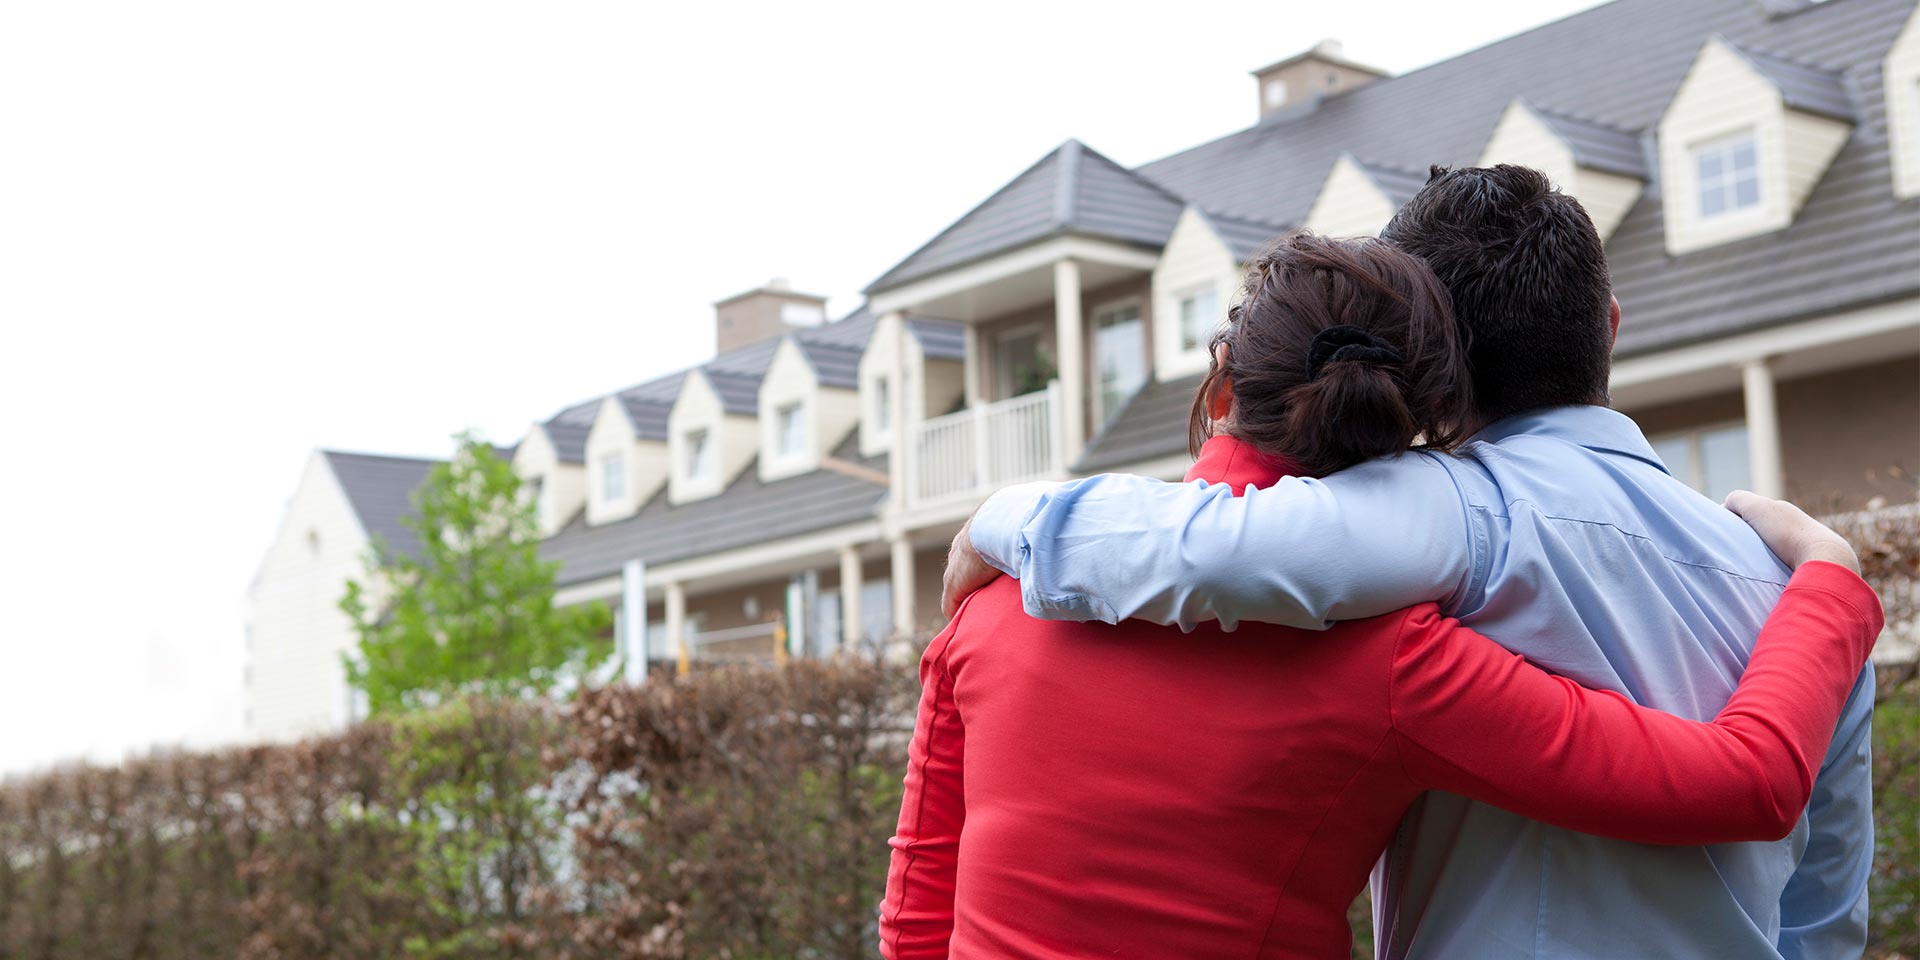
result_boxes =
[683,427,714,483]
[1650,419,1751,500]
[775,399,807,460]
[599,451,626,503]
[1691,129,1762,221]
[1091,296,1148,428]
[1175,283,1221,361]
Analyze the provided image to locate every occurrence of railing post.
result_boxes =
[1046,379,1067,476]
[971,400,991,490]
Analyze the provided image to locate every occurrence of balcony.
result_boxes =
[908,382,1063,507]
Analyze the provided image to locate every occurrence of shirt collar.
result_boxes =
[1468,404,1670,473]
[1185,435,1301,494]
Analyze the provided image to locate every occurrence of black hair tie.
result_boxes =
[1305,325,1403,381]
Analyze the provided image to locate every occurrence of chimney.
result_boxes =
[713,278,828,354]
[1251,39,1388,123]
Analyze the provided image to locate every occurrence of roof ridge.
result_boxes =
[864,141,1072,293]
[1716,32,1848,74]
[321,449,443,465]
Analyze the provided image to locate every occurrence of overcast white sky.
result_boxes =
[0,0,1610,775]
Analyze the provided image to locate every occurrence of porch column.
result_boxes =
[963,324,984,408]
[620,559,648,686]
[666,580,689,677]
[891,536,917,640]
[1741,357,1784,499]
[839,545,863,652]
[1053,258,1086,462]
[886,312,911,506]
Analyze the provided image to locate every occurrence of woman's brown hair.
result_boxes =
[1187,232,1472,477]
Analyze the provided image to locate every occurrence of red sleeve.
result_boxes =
[879,625,966,960]
[1388,561,1883,845]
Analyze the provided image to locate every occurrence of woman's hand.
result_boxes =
[1724,490,1860,574]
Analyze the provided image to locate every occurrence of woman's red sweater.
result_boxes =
[879,435,1883,960]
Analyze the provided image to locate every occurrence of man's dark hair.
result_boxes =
[1380,164,1614,423]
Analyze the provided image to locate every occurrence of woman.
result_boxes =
[878,234,1883,960]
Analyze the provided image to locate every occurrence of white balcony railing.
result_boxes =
[910,381,1063,507]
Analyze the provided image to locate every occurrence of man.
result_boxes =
[941,165,1875,960]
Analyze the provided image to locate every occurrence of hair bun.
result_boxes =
[1305,325,1403,381]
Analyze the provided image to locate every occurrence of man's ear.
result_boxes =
[1608,295,1622,347]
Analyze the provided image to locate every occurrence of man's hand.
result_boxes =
[942,514,1002,619]
[1724,490,1860,574]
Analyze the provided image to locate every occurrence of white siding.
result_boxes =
[1888,6,1920,199]
[1151,207,1241,381]
[511,426,585,536]
[1478,101,1644,240]
[1303,156,1397,240]
[667,370,756,504]
[1658,39,1850,256]
[245,452,371,743]
[758,338,862,482]
[855,313,961,457]
[584,397,669,524]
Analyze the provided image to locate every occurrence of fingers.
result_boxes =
[1722,489,1765,521]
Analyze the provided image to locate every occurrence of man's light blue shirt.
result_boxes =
[970,405,1875,960]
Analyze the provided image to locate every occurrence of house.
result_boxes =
[246,450,440,741]
[248,0,1920,738]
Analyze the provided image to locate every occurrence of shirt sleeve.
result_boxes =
[1388,561,1883,846]
[1776,662,1874,960]
[878,627,967,960]
[967,452,1480,631]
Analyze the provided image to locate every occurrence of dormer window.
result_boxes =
[1177,285,1219,354]
[1694,131,1760,219]
[775,401,806,458]
[599,452,626,502]
[684,428,713,482]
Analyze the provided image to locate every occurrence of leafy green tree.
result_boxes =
[342,432,612,714]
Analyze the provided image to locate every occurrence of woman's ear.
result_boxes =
[1206,343,1234,421]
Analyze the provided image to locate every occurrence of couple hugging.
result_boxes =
[878,165,1883,960]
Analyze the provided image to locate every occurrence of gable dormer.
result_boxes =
[582,395,671,524]
[1302,154,1426,239]
[757,336,863,482]
[510,420,588,536]
[1657,37,1855,256]
[1479,99,1647,240]
[1887,4,1920,199]
[666,368,759,504]
[856,313,966,457]
[1150,206,1286,380]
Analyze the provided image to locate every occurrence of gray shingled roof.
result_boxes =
[1197,208,1292,262]
[866,138,1186,293]
[541,421,591,464]
[322,451,439,561]
[908,318,967,361]
[541,433,888,586]
[1726,39,1857,121]
[1076,374,1204,473]
[1526,102,1651,177]
[1349,156,1431,208]
[618,396,673,441]
[795,338,863,389]
[1058,0,1918,473]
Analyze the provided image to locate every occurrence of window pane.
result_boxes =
[1699,187,1726,218]
[1699,426,1751,502]
[601,453,625,501]
[1698,150,1724,180]
[1732,175,1759,209]
[1181,288,1218,352]
[778,402,805,456]
[1731,141,1758,172]
[872,375,890,432]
